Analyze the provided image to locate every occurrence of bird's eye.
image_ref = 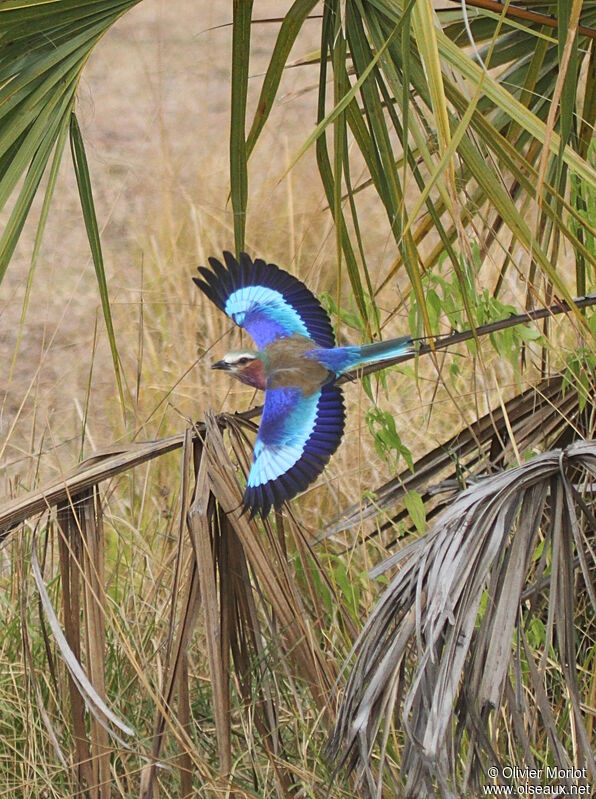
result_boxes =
[238,357,249,365]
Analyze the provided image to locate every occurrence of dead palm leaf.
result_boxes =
[327,440,596,797]
[327,373,595,537]
[142,410,358,797]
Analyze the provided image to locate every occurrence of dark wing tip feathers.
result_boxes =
[243,384,346,518]
[193,251,335,348]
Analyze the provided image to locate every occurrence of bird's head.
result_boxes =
[211,350,267,390]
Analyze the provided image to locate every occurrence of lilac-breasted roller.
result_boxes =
[193,252,413,517]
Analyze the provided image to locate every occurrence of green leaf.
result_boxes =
[8,114,70,382]
[287,0,417,178]
[0,91,73,280]
[245,0,319,158]
[437,28,595,186]
[69,113,125,416]
[557,0,579,153]
[403,489,426,534]
[230,0,254,254]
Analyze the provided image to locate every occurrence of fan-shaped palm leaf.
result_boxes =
[328,439,596,796]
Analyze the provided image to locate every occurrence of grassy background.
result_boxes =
[0,4,419,794]
[0,1,593,796]
[0,0,551,502]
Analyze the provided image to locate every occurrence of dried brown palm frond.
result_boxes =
[0,404,256,538]
[4,407,353,797]
[327,439,596,798]
[142,410,359,796]
[327,374,595,538]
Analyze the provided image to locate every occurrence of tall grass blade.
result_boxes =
[230,0,253,254]
[245,0,319,158]
[69,113,126,416]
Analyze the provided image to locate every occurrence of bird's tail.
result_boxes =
[307,335,414,374]
[352,335,414,368]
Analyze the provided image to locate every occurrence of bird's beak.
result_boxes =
[211,360,230,371]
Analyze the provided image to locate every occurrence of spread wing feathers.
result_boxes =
[243,384,345,517]
[193,251,335,350]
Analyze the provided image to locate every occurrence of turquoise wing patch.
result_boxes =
[193,251,335,349]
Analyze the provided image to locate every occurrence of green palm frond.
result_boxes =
[243,0,596,335]
[0,0,140,276]
[0,0,141,406]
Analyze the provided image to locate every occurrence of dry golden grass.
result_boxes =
[0,5,419,795]
[0,1,565,504]
[1,3,593,797]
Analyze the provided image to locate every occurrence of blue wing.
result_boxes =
[243,383,345,517]
[193,251,335,350]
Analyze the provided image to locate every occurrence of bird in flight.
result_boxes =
[193,252,413,517]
